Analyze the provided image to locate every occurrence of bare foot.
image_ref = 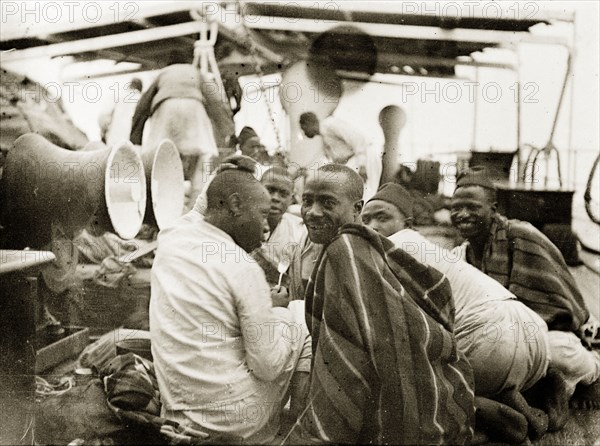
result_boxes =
[495,389,549,440]
[570,379,600,410]
[474,396,528,444]
[524,366,570,431]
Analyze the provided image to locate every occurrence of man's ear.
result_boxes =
[490,201,498,213]
[226,192,242,217]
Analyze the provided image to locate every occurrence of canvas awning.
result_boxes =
[0,1,573,80]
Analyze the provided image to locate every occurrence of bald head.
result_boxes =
[310,164,364,202]
[205,169,271,252]
[206,169,259,211]
[261,166,291,183]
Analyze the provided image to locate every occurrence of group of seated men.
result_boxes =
[149,157,600,444]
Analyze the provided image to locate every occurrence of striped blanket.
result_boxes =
[299,224,475,445]
[461,214,589,333]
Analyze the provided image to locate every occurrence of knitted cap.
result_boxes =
[455,167,496,191]
[366,183,413,218]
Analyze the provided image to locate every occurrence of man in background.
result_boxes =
[259,167,306,272]
[299,112,381,200]
[451,168,600,409]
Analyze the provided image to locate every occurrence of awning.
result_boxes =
[0,1,572,80]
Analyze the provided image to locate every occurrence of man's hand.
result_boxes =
[270,285,290,308]
[579,315,600,349]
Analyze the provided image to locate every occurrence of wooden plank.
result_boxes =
[1,21,203,61]
[245,16,571,47]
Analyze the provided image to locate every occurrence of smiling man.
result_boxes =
[292,164,475,444]
[150,168,311,443]
[451,168,600,409]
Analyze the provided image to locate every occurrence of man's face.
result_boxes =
[240,137,266,159]
[301,176,361,244]
[451,186,496,240]
[362,200,408,237]
[300,118,319,138]
[231,184,271,252]
[261,174,294,230]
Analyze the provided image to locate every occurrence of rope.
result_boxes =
[584,153,600,226]
[35,375,74,397]
[235,0,285,161]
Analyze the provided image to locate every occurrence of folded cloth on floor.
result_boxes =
[100,353,210,444]
[77,329,150,373]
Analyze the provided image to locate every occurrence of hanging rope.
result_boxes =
[235,0,285,161]
[189,11,225,94]
[584,153,600,226]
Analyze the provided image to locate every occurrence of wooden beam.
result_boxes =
[377,53,516,71]
[1,2,213,42]
[63,66,154,81]
[1,21,204,62]
[42,33,157,68]
[244,17,571,47]
[337,70,472,85]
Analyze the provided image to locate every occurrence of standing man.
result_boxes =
[450,168,600,408]
[130,63,235,206]
[150,168,311,443]
[299,112,381,200]
[291,164,474,444]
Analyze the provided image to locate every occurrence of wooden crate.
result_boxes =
[36,326,89,373]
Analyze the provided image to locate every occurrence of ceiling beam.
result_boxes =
[65,66,157,81]
[336,70,471,85]
[377,53,516,71]
[0,1,215,42]
[244,17,571,47]
[0,21,204,62]
[42,32,156,68]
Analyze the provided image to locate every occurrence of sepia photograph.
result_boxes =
[1,1,599,445]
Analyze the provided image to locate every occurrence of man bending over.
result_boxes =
[450,168,600,409]
[150,168,311,443]
[363,183,572,442]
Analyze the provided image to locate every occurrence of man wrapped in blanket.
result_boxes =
[450,168,600,409]
[288,165,475,444]
[363,183,572,443]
